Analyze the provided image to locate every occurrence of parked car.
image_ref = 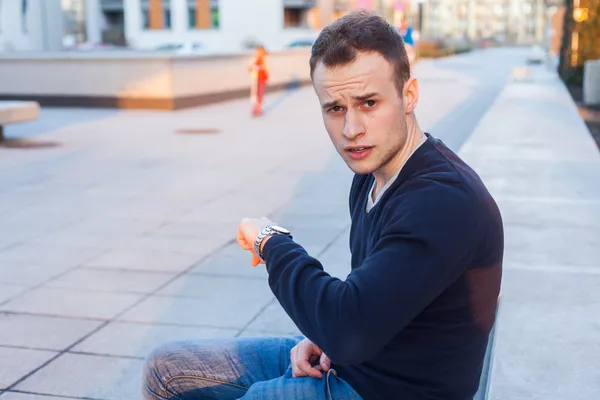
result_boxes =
[527,45,547,64]
[153,42,207,55]
[287,39,315,48]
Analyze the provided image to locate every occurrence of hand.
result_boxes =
[237,217,273,267]
[290,338,331,379]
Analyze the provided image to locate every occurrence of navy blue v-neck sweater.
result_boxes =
[262,134,503,400]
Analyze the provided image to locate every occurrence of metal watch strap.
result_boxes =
[254,225,292,262]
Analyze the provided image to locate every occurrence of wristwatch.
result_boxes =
[254,225,292,262]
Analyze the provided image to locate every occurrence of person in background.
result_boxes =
[399,19,416,69]
[249,45,269,117]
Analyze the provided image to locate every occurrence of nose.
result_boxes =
[342,110,365,141]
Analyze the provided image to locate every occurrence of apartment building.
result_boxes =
[422,0,563,45]
[0,0,64,51]
[93,0,327,52]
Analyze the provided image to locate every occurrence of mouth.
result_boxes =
[345,146,374,160]
[345,146,373,153]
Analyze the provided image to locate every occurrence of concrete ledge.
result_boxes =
[460,65,600,400]
[473,302,501,400]
[0,101,40,124]
[0,79,311,111]
[0,100,40,141]
[0,49,312,110]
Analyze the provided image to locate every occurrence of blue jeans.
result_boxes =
[142,336,363,400]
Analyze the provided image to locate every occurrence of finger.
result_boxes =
[319,353,331,372]
[297,359,323,379]
[237,236,251,251]
[251,253,261,267]
[291,347,305,377]
[237,225,251,250]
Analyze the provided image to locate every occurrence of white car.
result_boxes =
[527,45,547,64]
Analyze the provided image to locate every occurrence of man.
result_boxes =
[143,11,503,400]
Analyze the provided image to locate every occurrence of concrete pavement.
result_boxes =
[460,59,600,399]
[0,48,598,399]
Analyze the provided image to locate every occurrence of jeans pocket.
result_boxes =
[325,368,363,400]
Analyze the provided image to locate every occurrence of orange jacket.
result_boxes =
[250,55,269,82]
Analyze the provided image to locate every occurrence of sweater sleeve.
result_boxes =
[262,178,478,366]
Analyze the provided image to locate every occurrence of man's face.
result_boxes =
[312,52,411,176]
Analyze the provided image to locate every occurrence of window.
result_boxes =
[188,0,219,29]
[142,0,172,30]
[284,8,307,28]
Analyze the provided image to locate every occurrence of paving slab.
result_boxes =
[0,314,100,351]
[0,392,67,399]
[0,288,143,320]
[12,354,143,400]
[488,268,600,400]
[242,301,302,336]
[0,348,57,389]
[0,285,29,304]
[83,249,204,273]
[156,275,273,303]
[44,268,175,295]
[72,321,237,359]
[0,263,75,288]
[0,244,104,269]
[118,294,273,330]
[188,242,268,279]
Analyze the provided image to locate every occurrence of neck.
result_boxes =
[373,119,425,193]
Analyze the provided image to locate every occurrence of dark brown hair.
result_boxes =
[309,10,410,95]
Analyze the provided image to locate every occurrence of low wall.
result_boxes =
[0,49,312,110]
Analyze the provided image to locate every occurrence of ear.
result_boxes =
[402,77,419,114]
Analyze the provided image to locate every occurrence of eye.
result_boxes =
[364,100,376,108]
[328,106,344,113]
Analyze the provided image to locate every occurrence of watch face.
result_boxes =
[270,225,290,235]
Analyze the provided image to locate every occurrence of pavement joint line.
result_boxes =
[0,310,246,331]
[64,350,145,361]
[234,298,278,338]
[7,286,165,297]
[0,344,61,353]
[0,261,98,308]
[78,265,189,275]
[1,238,238,392]
[184,271,267,280]
[149,292,274,301]
[107,318,244,331]
[0,311,108,323]
[0,223,129,308]
[503,264,600,275]
[495,196,600,205]
[505,222,600,230]
[0,388,105,400]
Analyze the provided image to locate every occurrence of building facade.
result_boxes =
[422,0,563,45]
[87,0,332,52]
[0,0,368,54]
[0,0,64,51]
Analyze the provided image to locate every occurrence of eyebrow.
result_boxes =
[353,92,379,102]
[322,92,380,110]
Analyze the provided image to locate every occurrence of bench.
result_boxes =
[0,101,40,142]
